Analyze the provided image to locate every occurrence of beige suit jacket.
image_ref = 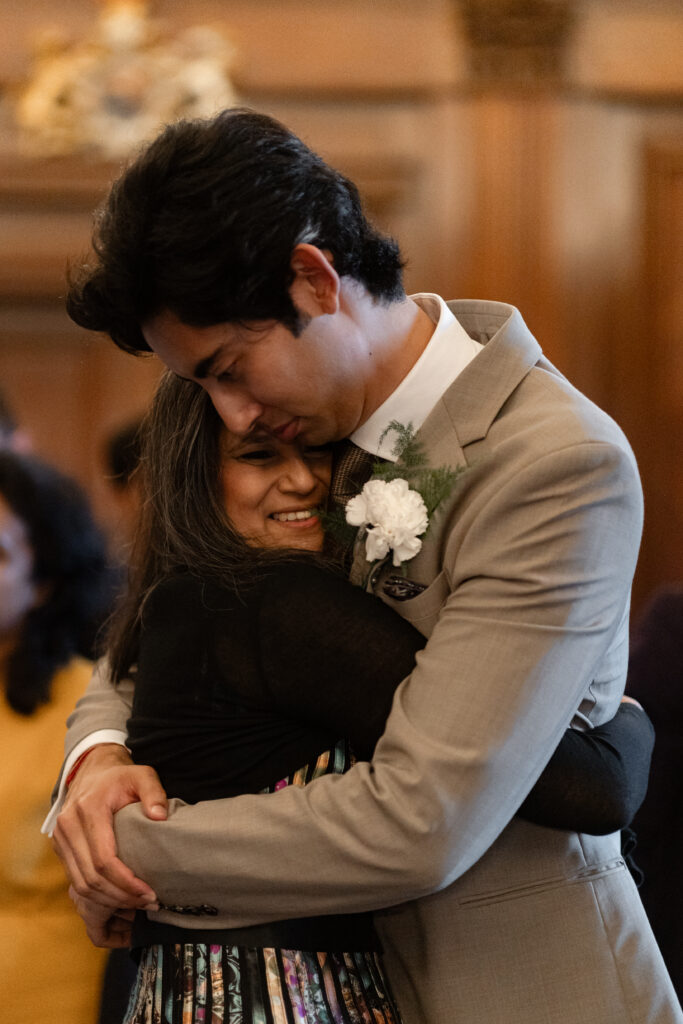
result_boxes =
[65,301,682,1022]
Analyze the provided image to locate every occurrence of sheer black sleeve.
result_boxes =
[258,561,654,833]
[517,702,654,832]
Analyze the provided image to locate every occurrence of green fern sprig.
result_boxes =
[323,421,466,561]
[418,464,463,517]
[375,421,464,517]
[377,421,426,475]
[319,502,360,549]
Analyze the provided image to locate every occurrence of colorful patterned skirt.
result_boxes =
[123,942,403,1024]
[123,742,403,1024]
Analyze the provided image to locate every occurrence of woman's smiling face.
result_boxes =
[220,432,332,551]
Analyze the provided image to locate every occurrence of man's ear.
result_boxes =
[289,244,340,317]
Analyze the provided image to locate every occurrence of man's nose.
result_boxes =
[208,385,264,436]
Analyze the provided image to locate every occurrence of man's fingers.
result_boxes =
[110,906,136,923]
[53,760,165,906]
[102,913,134,944]
[73,801,156,900]
[54,823,125,908]
[54,812,127,905]
[70,886,135,949]
[136,769,169,820]
[83,912,133,948]
[55,804,157,907]
[86,929,131,949]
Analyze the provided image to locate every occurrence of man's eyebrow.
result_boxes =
[192,346,225,380]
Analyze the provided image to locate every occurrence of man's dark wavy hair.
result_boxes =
[67,108,405,351]
[0,452,113,715]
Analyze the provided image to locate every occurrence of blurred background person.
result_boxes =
[627,584,683,1000]
[0,450,112,1021]
[0,387,32,454]
[97,417,146,1023]
[103,418,144,564]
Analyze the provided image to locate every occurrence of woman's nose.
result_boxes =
[280,456,319,494]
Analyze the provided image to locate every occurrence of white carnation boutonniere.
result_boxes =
[346,477,428,566]
[345,421,465,572]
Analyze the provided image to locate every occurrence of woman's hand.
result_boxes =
[53,743,167,912]
[68,885,135,948]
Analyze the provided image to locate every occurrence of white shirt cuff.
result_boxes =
[41,729,128,836]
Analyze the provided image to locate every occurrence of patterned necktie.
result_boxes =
[330,440,429,599]
[329,440,378,513]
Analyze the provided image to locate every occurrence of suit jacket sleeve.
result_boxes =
[64,657,134,757]
[111,438,643,926]
[46,659,134,813]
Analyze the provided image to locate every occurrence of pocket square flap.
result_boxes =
[382,575,428,601]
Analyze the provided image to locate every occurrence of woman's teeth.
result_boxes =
[271,510,315,522]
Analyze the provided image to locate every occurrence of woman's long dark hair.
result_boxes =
[106,372,327,684]
[0,453,112,715]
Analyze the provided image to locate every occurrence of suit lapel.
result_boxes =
[350,301,544,590]
[435,301,543,448]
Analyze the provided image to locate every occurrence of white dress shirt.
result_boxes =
[351,293,482,461]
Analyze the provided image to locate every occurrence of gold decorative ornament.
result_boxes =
[16,1,238,159]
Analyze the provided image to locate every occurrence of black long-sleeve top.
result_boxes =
[128,561,653,835]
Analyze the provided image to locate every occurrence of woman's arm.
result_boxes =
[516,699,654,832]
[259,562,653,833]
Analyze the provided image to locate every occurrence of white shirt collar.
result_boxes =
[350,293,482,461]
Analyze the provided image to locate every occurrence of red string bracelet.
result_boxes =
[65,747,96,788]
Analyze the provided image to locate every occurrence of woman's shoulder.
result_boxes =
[258,557,353,603]
[145,572,241,619]
[143,561,359,635]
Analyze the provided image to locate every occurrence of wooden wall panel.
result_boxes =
[634,138,683,601]
[0,157,163,541]
[0,0,465,98]
[570,5,683,99]
[1,1,682,603]
[261,96,476,299]
[0,305,162,530]
[458,93,562,359]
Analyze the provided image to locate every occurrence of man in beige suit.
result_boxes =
[51,110,681,1022]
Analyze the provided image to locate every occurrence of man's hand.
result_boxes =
[53,743,168,910]
[69,885,135,948]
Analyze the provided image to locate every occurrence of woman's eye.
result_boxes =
[303,445,333,460]
[237,448,275,462]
